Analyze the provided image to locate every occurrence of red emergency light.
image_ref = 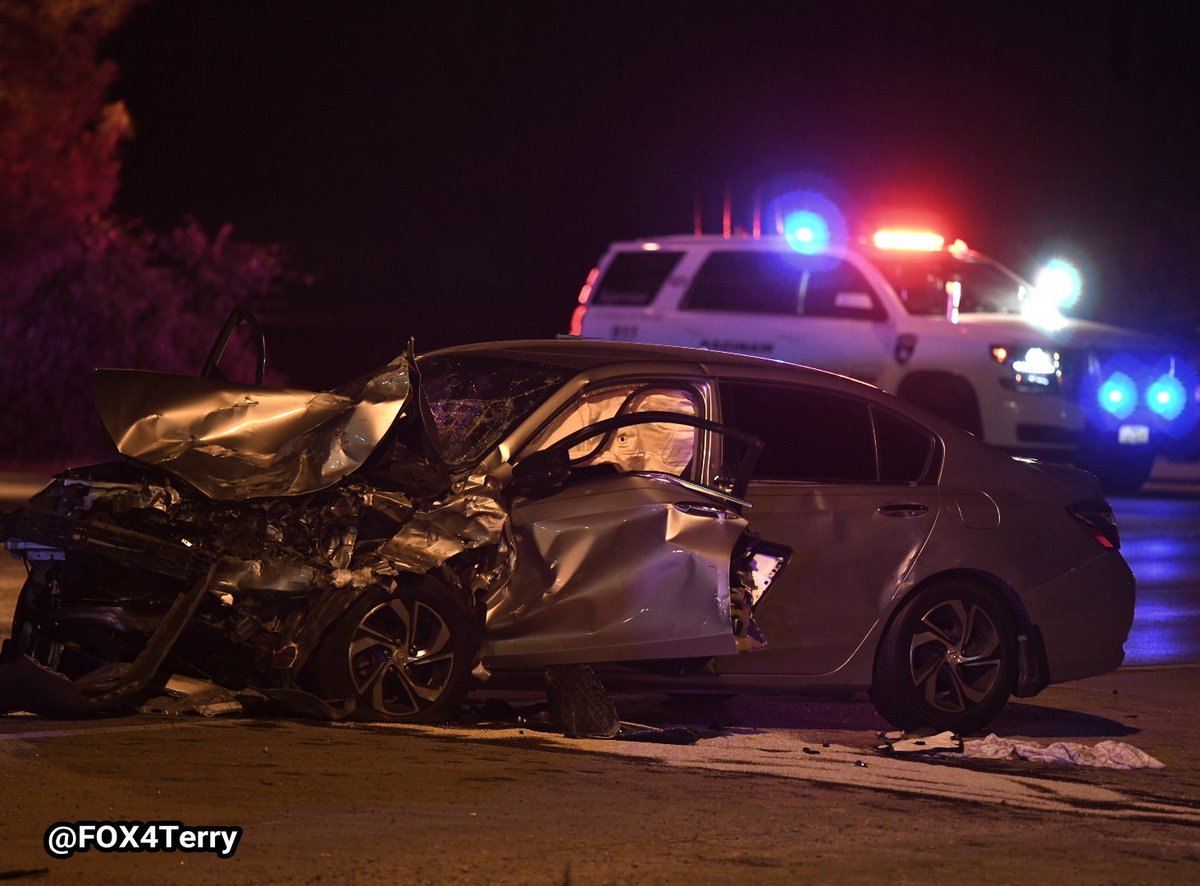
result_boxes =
[872,229,946,252]
[568,266,599,336]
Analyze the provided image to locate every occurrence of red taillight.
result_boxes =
[1068,501,1120,550]
[568,267,599,336]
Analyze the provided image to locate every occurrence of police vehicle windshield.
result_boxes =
[873,255,1028,316]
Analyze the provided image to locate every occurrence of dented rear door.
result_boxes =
[712,378,942,675]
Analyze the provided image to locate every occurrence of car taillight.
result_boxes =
[1068,500,1120,550]
[568,267,599,336]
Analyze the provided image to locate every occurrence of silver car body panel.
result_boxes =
[447,341,1133,691]
[714,481,940,676]
[483,473,748,667]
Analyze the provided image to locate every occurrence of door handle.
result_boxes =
[878,503,930,517]
[675,502,734,518]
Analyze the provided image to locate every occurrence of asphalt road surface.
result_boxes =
[0,670,1197,884]
[1,467,1199,883]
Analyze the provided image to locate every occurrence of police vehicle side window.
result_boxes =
[802,262,885,321]
[719,381,876,482]
[593,252,685,306]
[682,252,882,320]
[683,252,802,314]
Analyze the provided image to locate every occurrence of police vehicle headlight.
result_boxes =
[991,345,1061,393]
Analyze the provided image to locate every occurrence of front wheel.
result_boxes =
[869,580,1017,735]
[303,578,480,722]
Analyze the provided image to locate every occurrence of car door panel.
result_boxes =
[715,482,939,675]
[482,474,748,668]
[482,404,768,670]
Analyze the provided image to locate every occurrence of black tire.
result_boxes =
[869,580,1017,735]
[3,577,39,661]
[303,577,479,723]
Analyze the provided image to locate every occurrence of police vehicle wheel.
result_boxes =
[869,580,1017,735]
[305,577,479,723]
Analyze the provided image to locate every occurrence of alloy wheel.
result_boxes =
[908,597,1003,714]
[347,598,456,716]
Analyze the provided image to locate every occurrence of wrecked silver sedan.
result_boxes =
[0,326,1135,733]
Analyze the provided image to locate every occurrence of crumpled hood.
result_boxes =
[90,363,411,500]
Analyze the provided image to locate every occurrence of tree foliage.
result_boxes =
[0,0,294,462]
[1,217,289,460]
[0,0,135,288]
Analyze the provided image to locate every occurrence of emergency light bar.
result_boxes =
[872,229,946,251]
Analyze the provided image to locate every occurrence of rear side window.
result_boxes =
[718,381,940,483]
[592,252,684,306]
[873,406,940,483]
[719,381,876,482]
[685,252,804,314]
[683,251,882,320]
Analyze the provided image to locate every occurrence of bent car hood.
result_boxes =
[91,364,411,500]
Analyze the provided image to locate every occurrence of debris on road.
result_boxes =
[878,728,1164,769]
[879,729,964,755]
[959,733,1165,769]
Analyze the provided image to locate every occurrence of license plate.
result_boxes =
[1118,424,1151,445]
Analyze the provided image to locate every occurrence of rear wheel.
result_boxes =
[870,580,1016,734]
[304,577,479,722]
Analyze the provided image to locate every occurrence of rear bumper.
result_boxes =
[1020,551,1136,685]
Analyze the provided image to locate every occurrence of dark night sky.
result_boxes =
[104,1,1200,386]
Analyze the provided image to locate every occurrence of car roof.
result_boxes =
[419,337,980,449]
[606,234,856,253]
[425,337,787,369]
[421,338,876,390]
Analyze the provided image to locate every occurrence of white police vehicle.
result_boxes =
[570,226,1199,491]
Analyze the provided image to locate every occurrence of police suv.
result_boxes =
[569,228,1198,491]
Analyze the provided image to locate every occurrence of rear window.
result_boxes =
[683,251,882,320]
[592,251,684,306]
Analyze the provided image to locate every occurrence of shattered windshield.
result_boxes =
[418,356,574,467]
[875,255,1029,316]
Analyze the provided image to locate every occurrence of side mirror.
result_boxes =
[510,448,572,495]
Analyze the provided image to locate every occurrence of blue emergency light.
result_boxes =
[1146,373,1187,421]
[783,211,831,255]
[1098,372,1137,420]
